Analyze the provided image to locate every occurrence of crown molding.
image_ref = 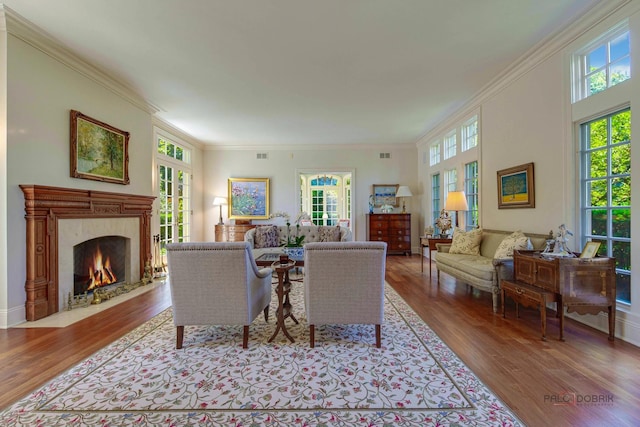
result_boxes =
[416,0,631,146]
[203,142,416,151]
[2,5,160,115]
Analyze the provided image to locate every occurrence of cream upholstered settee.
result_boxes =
[435,229,548,313]
[244,225,353,258]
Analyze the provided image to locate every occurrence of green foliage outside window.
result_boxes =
[583,109,631,303]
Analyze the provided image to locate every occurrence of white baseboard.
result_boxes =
[0,305,26,329]
[565,309,640,347]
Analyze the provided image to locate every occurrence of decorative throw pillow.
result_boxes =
[449,227,483,255]
[318,226,341,242]
[254,225,279,248]
[494,231,531,259]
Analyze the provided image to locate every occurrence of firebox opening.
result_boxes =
[73,235,128,296]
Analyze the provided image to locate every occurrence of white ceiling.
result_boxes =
[2,0,600,147]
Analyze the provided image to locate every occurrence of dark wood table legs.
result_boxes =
[268,261,298,343]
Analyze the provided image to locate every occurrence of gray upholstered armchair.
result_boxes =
[166,242,272,349]
[303,241,387,348]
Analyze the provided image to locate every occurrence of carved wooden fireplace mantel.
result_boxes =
[20,185,155,321]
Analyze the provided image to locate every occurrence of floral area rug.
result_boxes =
[1,282,523,426]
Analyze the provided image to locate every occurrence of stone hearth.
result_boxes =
[20,185,155,321]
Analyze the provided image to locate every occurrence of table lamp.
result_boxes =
[395,186,413,213]
[213,197,228,225]
[444,191,468,228]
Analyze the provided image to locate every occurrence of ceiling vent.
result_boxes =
[256,153,268,160]
[379,152,391,159]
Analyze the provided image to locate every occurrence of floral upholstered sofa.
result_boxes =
[435,228,548,313]
[244,225,353,259]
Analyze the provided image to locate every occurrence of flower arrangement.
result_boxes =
[269,211,311,247]
[435,209,452,236]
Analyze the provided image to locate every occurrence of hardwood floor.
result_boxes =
[1,255,639,426]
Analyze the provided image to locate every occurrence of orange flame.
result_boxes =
[86,246,117,290]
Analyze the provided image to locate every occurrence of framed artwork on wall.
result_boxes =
[228,178,270,220]
[497,162,535,209]
[70,110,130,185]
[372,184,399,207]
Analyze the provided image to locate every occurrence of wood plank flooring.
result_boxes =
[1,254,639,426]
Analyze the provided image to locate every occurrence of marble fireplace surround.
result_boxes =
[20,185,155,321]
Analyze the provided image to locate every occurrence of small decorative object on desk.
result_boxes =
[424,225,434,237]
[368,194,375,214]
[380,204,394,213]
[542,224,575,258]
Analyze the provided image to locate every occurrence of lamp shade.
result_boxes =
[395,186,413,198]
[213,197,227,206]
[445,191,468,211]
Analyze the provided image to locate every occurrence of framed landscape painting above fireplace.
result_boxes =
[70,110,130,185]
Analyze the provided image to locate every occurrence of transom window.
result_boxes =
[573,26,630,102]
[461,116,478,151]
[443,132,456,160]
[430,143,441,166]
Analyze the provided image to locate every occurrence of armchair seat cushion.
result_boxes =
[435,253,495,282]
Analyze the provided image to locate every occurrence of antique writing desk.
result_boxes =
[502,250,616,341]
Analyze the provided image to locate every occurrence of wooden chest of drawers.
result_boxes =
[214,224,256,242]
[366,214,411,255]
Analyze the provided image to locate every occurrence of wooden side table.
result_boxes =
[420,236,452,276]
[268,260,299,343]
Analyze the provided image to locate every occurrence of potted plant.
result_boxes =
[281,213,310,258]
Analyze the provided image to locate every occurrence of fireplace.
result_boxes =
[73,236,128,296]
[21,185,155,321]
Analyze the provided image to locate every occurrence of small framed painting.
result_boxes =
[497,162,535,209]
[70,110,130,185]
[228,178,270,220]
[372,184,399,207]
[580,241,601,258]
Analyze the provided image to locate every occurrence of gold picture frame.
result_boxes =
[372,184,399,207]
[579,241,601,258]
[497,162,534,209]
[228,178,270,220]
[70,110,130,185]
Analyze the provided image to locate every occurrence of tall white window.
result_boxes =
[443,131,456,160]
[444,169,457,197]
[431,173,440,230]
[464,161,479,229]
[429,142,441,166]
[156,131,192,264]
[580,109,630,304]
[573,25,630,102]
[461,116,478,151]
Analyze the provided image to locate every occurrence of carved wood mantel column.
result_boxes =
[20,185,155,321]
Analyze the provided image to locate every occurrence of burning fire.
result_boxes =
[86,246,117,290]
